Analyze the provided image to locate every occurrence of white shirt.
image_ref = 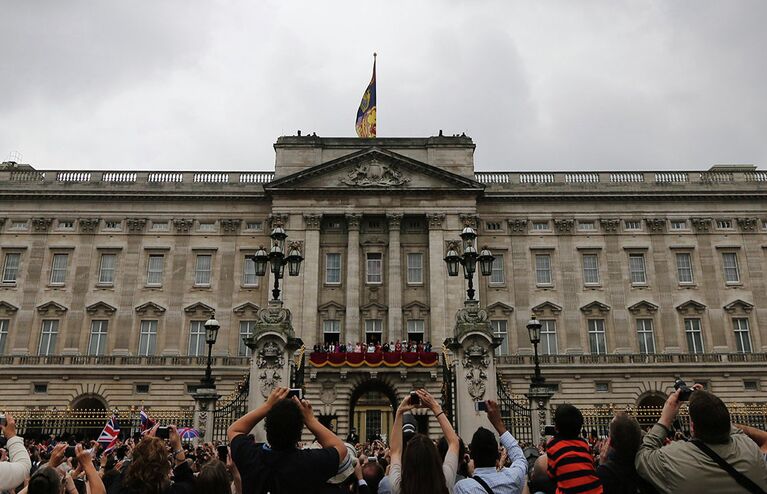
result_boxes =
[454,431,528,494]
[0,436,32,490]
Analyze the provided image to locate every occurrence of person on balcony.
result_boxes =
[395,340,402,352]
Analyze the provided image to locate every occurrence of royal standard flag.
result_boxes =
[355,55,376,138]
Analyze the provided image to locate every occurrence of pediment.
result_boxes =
[0,301,19,314]
[183,302,215,316]
[580,301,611,314]
[318,301,346,312]
[676,300,707,315]
[487,302,514,315]
[37,301,68,315]
[360,302,388,311]
[233,302,260,316]
[531,301,562,315]
[266,148,483,192]
[724,299,753,314]
[135,301,167,315]
[403,300,430,312]
[627,300,659,315]
[86,301,117,315]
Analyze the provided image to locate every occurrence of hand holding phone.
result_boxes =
[409,391,420,406]
[156,426,170,440]
[474,401,487,412]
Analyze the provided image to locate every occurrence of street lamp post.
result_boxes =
[443,225,495,300]
[248,223,304,301]
[526,316,544,386]
[200,314,220,389]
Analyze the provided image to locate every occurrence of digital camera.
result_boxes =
[674,379,693,401]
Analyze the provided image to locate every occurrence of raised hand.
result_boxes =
[266,387,290,408]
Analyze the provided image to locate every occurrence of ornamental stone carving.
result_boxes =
[345,213,362,231]
[599,218,621,233]
[32,218,53,232]
[126,218,147,233]
[303,214,322,230]
[737,217,759,232]
[459,214,479,228]
[320,381,337,404]
[173,218,194,233]
[268,213,289,229]
[220,219,241,233]
[256,341,285,398]
[79,218,100,233]
[462,339,490,401]
[644,218,666,233]
[507,219,528,233]
[690,217,712,233]
[426,213,445,229]
[553,218,574,234]
[340,159,409,187]
[386,213,403,229]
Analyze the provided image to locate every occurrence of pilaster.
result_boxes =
[387,214,403,342]
[427,214,447,345]
[345,214,362,342]
[301,214,322,344]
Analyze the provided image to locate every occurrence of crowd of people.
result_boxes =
[312,340,434,354]
[3,383,767,493]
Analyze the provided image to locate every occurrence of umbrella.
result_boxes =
[177,427,200,440]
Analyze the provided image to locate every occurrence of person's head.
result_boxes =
[265,398,303,450]
[194,459,230,494]
[608,412,642,461]
[469,427,499,468]
[401,434,448,494]
[689,390,731,444]
[362,461,385,492]
[554,404,584,439]
[124,436,171,494]
[27,466,63,494]
[436,435,466,464]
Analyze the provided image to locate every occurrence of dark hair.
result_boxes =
[689,390,731,444]
[469,427,499,468]
[27,466,61,494]
[265,399,303,450]
[124,437,171,494]
[400,434,448,494]
[362,462,385,492]
[437,436,468,477]
[609,412,642,460]
[194,459,230,494]
[554,404,583,439]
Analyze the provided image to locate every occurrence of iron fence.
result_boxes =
[440,351,458,429]
[211,376,250,443]
[496,377,533,443]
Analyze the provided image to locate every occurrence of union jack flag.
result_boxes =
[139,410,155,434]
[98,416,120,453]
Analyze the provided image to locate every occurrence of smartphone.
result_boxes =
[287,388,303,400]
[409,391,420,405]
[65,446,77,458]
[544,425,557,436]
[217,445,228,463]
[474,401,487,412]
[156,426,170,440]
[0,415,6,427]
[367,456,377,463]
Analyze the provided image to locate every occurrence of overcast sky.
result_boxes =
[1,1,765,171]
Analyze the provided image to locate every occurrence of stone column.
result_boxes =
[387,214,403,342]
[527,385,555,444]
[427,214,447,344]
[301,214,322,343]
[446,299,500,438]
[191,388,220,443]
[345,214,362,343]
[244,300,303,442]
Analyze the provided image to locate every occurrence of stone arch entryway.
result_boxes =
[635,392,666,427]
[70,394,108,439]
[349,379,398,444]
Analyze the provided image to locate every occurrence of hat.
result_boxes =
[402,412,417,444]
[327,442,358,484]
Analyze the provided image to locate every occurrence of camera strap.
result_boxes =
[471,475,494,494]
[690,439,766,494]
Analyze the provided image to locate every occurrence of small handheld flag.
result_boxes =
[98,416,121,453]
[139,409,155,434]
[356,53,377,138]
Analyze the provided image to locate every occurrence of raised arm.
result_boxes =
[294,396,347,462]
[0,414,32,491]
[486,400,527,476]
[417,389,459,454]
[75,444,106,494]
[389,393,415,463]
[227,386,289,442]
[736,424,767,453]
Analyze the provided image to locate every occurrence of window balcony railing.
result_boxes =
[494,352,767,365]
[0,355,250,367]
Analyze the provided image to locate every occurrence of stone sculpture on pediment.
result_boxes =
[737,217,758,232]
[79,218,100,233]
[256,341,285,398]
[554,218,574,234]
[340,159,410,187]
[507,219,528,233]
[599,218,621,233]
[690,217,712,233]
[645,218,666,233]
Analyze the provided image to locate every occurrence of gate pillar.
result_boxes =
[192,388,220,443]
[243,299,303,442]
[445,300,501,438]
[527,385,555,444]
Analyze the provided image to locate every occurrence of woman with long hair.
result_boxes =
[194,459,230,494]
[386,389,460,494]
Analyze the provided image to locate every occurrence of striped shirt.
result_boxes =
[546,436,603,494]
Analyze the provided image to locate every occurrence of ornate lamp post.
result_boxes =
[444,225,495,300]
[526,316,544,386]
[249,223,304,300]
[200,314,220,389]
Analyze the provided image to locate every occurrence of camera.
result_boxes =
[217,445,228,463]
[65,446,77,458]
[543,425,557,436]
[367,456,377,463]
[474,401,487,412]
[156,426,170,439]
[287,388,303,400]
[409,391,420,405]
[0,414,6,427]
[674,379,693,401]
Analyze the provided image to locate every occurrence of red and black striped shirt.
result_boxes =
[546,436,603,494]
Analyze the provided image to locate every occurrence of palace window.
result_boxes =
[146,255,164,286]
[188,321,206,356]
[582,254,600,285]
[366,252,383,284]
[365,319,383,345]
[491,320,508,356]
[198,222,216,232]
[722,252,740,284]
[624,220,642,231]
[38,320,59,356]
[676,253,694,284]
[150,221,169,231]
[636,319,656,354]
[0,319,8,355]
[2,253,20,283]
[57,220,75,230]
[578,221,596,231]
[50,253,69,285]
[322,319,340,344]
[535,254,553,286]
[407,253,423,284]
[98,253,117,285]
[684,318,704,354]
[245,221,263,231]
[733,318,752,354]
[195,254,212,286]
[243,256,258,287]
[540,319,558,355]
[588,319,606,355]
[486,222,502,231]
[532,221,550,231]
[239,321,256,356]
[490,254,505,285]
[325,253,342,284]
[406,319,425,343]
[629,254,647,285]
[716,219,733,230]
[138,320,158,356]
[670,219,688,231]
[10,221,28,231]
[88,320,109,356]
[104,220,121,231]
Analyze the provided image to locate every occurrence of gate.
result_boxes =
[440,351,458,429]
[211,376,250,443]
[291,346,306,389]
[496,376,533,443]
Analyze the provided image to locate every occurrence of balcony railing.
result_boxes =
[1,170,276,185]
[0,355,250,366]
[475,170,767,185]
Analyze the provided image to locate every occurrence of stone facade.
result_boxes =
[1,139,767,438]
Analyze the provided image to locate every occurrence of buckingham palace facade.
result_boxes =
[2,134,767,428]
